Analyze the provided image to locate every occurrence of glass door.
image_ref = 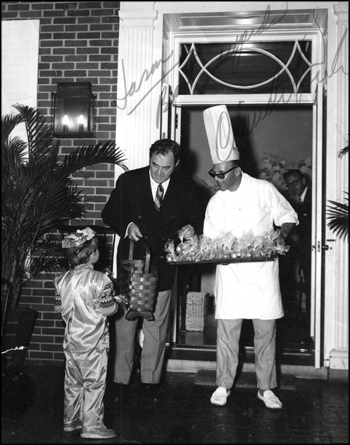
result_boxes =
[164,28,325,367]
[177,105,313,354]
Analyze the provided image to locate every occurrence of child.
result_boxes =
[54,227,118,440]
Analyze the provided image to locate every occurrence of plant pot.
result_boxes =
[1,307,38,419]
[2,308,38,372]
[1,364,37,419]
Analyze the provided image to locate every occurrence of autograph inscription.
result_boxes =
[117,51,178,115]
[214,110,235,163]
[116,4,348,133]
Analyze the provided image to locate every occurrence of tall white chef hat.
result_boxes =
[203,105,239,165]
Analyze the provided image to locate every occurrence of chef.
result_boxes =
[203,105,298,409]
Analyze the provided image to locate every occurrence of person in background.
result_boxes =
[101,138,204,403]
[54,227,118,440]
[283,169,312,320]
[202,105,298,409]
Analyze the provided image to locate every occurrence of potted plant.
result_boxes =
[1,104,127,365]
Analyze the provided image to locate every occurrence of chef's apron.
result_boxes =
[204,173,298,320]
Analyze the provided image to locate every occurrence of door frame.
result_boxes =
[163,28,326,369]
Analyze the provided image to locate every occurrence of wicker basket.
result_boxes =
[185,292,209,331]
[120,239,158,321]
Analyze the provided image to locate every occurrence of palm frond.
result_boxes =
[327,192,349,240]
[1,111,23,141]
[1,113,28,185]
[12,103,58,161]
[2,104,128,310]
[58,141,128,175]
[337,145,348,158]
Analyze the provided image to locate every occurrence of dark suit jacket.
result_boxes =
[101,166,204,291]
[296,187,312,270]
[287,187,312,273]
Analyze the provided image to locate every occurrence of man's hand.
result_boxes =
[127,222,143,241]
[275,234,286,246]
[179,224,195,240]
[115,295,129,307]
[280,222,296,240]
[274,222,296,245]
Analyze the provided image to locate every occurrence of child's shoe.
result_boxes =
[80,425,116,439]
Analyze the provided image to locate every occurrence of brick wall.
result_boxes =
[2,1,121,365]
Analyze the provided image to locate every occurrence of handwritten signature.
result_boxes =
[117,4,348,131]
[213,110,237,163]
[117,50,178,115]
[117,4,287,119]
[249,7,348,131]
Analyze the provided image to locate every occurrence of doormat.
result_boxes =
[194,370,297,390]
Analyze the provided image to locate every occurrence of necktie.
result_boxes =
[154,183,164,211]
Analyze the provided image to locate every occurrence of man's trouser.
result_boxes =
[114,289,172,384]
[216,318,278,390]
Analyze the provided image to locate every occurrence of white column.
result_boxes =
[329,3,349,370]
[116,2,164,171]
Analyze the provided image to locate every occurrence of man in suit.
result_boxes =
[283,169,312,320]
[101,138,204,402]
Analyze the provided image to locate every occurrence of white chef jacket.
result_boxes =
[204,172,298,320]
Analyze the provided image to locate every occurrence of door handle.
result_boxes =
[317,241,329,251]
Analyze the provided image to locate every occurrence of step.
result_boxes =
[166,359,328,380]
[193,370,298,389]
[167,345,315,366]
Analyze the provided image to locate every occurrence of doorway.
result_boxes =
[163,10,326,367]
[174,104,314,362]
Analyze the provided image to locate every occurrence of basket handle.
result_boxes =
[128,238,151,273]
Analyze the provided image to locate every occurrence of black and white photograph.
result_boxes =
[1,1,348,443]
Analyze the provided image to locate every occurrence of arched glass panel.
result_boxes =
[179,41,312,95]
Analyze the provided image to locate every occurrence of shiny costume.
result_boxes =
[54,264,117,431]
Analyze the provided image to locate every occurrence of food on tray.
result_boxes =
[165,229,290,263]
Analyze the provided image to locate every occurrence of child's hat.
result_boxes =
[62,227,96,248]
[203,105,239,165]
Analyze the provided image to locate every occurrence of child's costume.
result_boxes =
[54,263,117,432]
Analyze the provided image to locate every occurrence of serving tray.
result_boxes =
[167,255,277,265]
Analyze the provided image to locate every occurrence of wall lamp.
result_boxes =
[52,82,96,138]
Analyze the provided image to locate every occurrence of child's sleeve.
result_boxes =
[97,279,118,316]
[53,278,62,313]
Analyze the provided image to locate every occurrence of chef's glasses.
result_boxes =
[208,166,237,179]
